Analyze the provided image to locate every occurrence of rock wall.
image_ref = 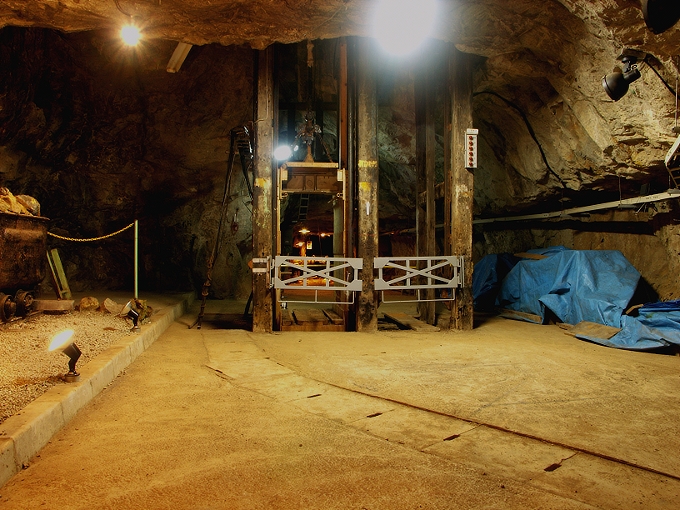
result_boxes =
[0,27,254,298]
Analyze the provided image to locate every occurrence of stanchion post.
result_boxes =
[134,219,139,299]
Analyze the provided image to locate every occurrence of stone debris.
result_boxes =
[0,303,136,424]
[78,297,99,311]
[101,298,123,315]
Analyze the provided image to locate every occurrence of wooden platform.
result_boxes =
[280,308,345,332]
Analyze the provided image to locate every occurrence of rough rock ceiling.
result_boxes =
[0,1,677,53]
[2,0,680,213]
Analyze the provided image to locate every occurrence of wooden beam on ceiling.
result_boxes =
[166,42,192,73]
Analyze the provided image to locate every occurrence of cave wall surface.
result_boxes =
[0,0,679,298]
[0,27,254,297]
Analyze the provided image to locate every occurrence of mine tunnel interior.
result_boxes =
[0,1,678,334]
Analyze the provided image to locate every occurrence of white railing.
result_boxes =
[273,256,363,304]
[374,256,464,302]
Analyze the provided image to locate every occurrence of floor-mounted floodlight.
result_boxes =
[602,55,642,101]
[49,329,82,383]
[121,300,141,332]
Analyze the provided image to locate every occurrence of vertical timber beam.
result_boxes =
[444,46,474,330]
[356,38,379,332]
[339,38,349,256]
[252,46,275,333]
[415,62,436,325]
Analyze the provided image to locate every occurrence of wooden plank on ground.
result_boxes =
[383,312,440,332]
[281,309,294,326]
[46,248,72,300]
[499,308,543,324]
[293,308,328,324]
[34,299,74,312]
[323,309,343,325]
[563,321,620,339]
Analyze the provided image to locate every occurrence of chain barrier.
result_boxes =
[47,221,136,242]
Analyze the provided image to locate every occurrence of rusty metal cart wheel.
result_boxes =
[0,293,17,322]
[14,289,35,317]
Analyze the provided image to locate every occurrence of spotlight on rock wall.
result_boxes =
[49,329,82,383]
[602,53,642,101]
[642,0,680,34]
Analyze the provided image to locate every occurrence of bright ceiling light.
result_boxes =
[121,24,141,46]
[373,0,437,56]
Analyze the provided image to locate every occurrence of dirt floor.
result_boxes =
[1,299,679,509]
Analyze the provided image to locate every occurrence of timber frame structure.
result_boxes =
[251,37,474,333]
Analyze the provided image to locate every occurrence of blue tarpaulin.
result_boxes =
[472,253,519,311]
[475,247,677,351]
[496,248,640,327]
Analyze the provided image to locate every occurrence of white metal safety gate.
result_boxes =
[374,256,464,303]
[272,256,363,304]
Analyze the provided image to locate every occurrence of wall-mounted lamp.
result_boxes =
[602,54,641,101]
[603,49,678,103]
[49,329,81,383]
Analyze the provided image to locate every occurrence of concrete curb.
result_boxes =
[0,292,195,488]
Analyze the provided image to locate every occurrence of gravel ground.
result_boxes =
[0,309,134,424]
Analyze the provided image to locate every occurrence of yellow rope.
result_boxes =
[47,221,136,242]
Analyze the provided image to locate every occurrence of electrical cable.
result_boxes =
[473,90,567,189]
[643,56,678,97]
[113,0,132,17]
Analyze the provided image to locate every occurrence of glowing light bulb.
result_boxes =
[49,329,75,351]
[274,145,293,160]
[121,24,141,46]
[373,0,437,56]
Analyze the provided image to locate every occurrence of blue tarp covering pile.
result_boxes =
[473,247,680,351]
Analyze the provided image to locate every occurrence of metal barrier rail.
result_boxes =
[374,256,464,302]
[273,256,363,304]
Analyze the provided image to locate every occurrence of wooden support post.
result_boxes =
[252,46,275,333]
[339,38,349,257]
[356,38,379,332]
[333,198,344,257]
[415,61,436,325]
[444,46,474,330]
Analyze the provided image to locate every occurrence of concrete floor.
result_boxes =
[1,298,679,509]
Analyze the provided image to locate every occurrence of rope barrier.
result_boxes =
[47,221,136,242]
